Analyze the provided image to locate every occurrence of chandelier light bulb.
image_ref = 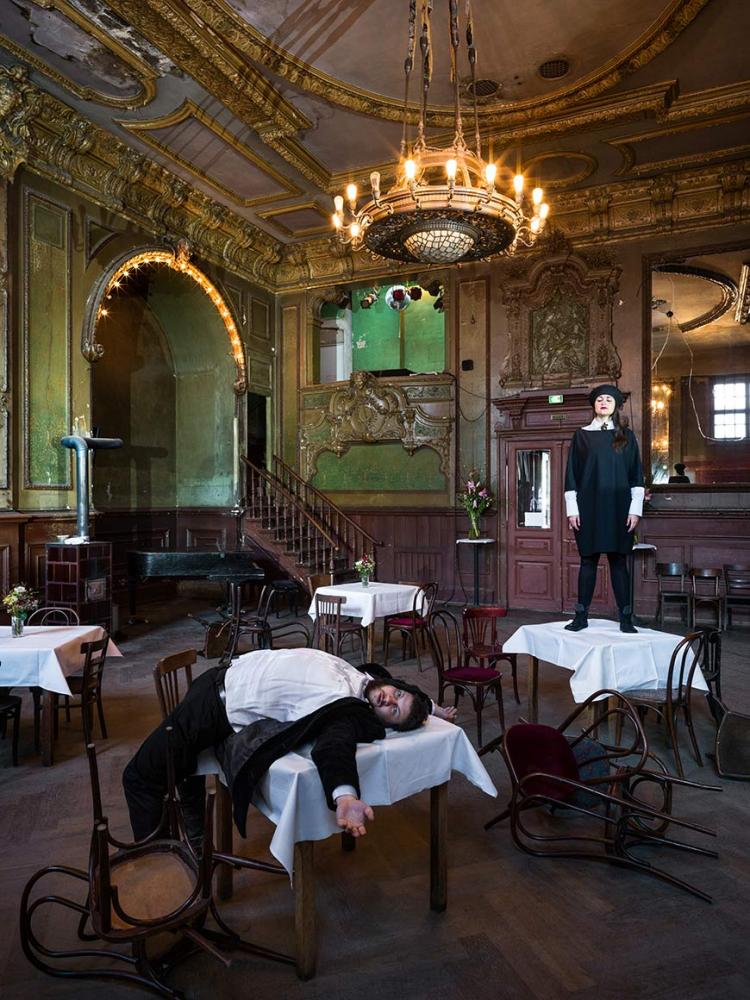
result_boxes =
[532,186,544,206]
[350,221,361,238]
[332,214,342,229]
[530,216,541,234]
[370,171,381,197]
[484,163,497,186]
[445,158,457,180]
[513,174,524,194]
[404,158,417,181]
[333,195,344,214]
[346,182,358,205]
[539,202,550,220]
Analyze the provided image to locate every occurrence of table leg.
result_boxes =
[366,623,374,661]
[294,841,316,980]
[527,656,539,724]
[41,691,54,767]
[430,783,447,912]
[472,546,481,606]
[215,780,234,900]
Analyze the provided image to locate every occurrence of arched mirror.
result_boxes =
[648,246,750,487]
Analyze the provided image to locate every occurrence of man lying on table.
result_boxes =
[123,647,457,843]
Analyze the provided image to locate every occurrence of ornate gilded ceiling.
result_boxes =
[0,0,749,289]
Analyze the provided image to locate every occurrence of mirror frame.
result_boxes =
[642,237,750,492]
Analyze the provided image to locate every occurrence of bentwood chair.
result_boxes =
[52,635,111,745]
[221,584,310,664]
[313,593,366,662]
[429,608,504,747]
[26,607,80,749]
[383,581,439,672]
[655,563,690,626]
[154,648,197,718]
[20,737,294,997]
[723,564,750,628]
[689,568,725,630]
[615,631,707,777]
[479,691,720,901]
[462,605,520,704]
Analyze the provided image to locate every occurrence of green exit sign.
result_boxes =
[548,394,564,404]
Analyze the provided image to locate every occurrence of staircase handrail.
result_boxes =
[242,457,339,549]
[271,454,383,550]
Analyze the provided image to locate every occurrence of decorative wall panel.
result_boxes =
[0,180,9,504]
[457,279,489,484]
[23,191,71,489]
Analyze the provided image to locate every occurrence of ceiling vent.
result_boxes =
[538,58,570,80]
[466,78,501,99]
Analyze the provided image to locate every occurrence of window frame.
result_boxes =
[711,376,750,442]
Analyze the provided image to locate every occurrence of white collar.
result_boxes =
[583,416,614,430]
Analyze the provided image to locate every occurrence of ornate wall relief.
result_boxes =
[0,179,10,506]
[500,253,622,390]
[299,371,453,482]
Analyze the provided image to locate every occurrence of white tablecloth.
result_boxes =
[0,625,122,695]
[307,582,424,627]
[503,619,708,703]
[198,716,496,878]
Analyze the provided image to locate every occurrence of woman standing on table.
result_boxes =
[564,384,644,633]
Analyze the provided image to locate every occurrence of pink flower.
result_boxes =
[479,488,488,497]
[467,480,475,490]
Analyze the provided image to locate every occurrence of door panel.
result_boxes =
[507,443,562,610]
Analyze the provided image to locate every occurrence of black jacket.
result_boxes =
[216,697,386,837]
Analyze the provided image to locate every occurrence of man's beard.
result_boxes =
[363,678,387,706]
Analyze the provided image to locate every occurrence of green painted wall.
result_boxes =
[312,443,445,492]
[402,294,445,372]
[351,294,401,371]
[346,288,445,373]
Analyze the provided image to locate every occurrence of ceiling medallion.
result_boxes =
[332,1,550,265]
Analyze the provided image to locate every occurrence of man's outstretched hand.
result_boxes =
[432,704,458,722]
[335,795,374,837]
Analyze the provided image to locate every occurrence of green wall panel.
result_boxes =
[312,443,445,491]
[25,194,70,488]
[351,294,401,371]
[403,295,445,373]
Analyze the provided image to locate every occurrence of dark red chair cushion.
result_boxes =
[385,614,423,628]
[443,667,500,682]
[505,723,580,802]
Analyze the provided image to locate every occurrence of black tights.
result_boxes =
[577,552,630,611]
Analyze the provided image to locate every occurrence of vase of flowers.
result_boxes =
[354,554,375,587]
[458,476,494,539]
[3,584,38,637]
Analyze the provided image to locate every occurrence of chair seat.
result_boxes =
[621,687,681,704]
[444,666,501,683]
[65,675,84,694]
[109,848,198,930]
[385,614,424,628]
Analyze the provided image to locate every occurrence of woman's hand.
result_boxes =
[568,515,580,531]
[432,704,458,722]
[626,514,640,533]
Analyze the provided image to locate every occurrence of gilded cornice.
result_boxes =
[105,0,310,137]
[161,0,706,128]
[0,65,282,288]
[0,0,159,109]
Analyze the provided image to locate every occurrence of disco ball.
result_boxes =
[385,285,411,311]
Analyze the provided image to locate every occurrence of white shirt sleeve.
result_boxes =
[333,785,358,801]
[564,490,579,517]
[628,486,645,517]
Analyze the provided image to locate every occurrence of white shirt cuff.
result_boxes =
[564,490,579,517]
[333,785,358,802]
[628,486,645,517]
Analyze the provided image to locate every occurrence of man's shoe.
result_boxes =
[564,604,589,631]
[619,606,637,633]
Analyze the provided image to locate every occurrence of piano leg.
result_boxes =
[127,575,149,625]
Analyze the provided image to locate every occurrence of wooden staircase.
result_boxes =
[241,456,382,593]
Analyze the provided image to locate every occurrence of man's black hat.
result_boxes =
[588,383,625,407]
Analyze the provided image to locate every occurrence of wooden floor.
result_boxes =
[2,598,749,1000]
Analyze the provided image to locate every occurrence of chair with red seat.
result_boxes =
[479,691,720,901]
[462,605,520,704]
[429,608,504,746]
[383,581,438,672]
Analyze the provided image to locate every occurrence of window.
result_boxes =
[713,380,750,440]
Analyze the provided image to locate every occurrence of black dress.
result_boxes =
[565,427,644,557]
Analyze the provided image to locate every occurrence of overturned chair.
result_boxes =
[480,690,721,901]
[20,734,294,998]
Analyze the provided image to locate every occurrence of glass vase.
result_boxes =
[11,615,25,637]
[467,510,481,539]
[359,573,370,587]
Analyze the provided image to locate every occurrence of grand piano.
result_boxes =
[127,549,264,617]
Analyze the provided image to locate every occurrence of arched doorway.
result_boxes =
[88,248,245,513]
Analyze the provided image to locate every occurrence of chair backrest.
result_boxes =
[398,580,439,619]
[656,562,689,593]
[79,636,110,742]
[315,592,346,625]
[724,564,750,598]
[690,568,722,596]
[698,628,721,701]
[307,572,333,595]
[462,605,508,648]
[26,606,80,626]
[153,649,197,719]
[664,631,704,703]
[428,608,463,676]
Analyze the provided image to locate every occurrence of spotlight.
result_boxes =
[408,286,423,301]
[433,295,445,312]
[360,292,377,310]
[425,279,442,298]
[335,290,352,309]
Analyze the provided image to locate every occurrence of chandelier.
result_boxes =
[332,1,550,265]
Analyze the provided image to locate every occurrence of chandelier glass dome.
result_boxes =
[332,1,550,265]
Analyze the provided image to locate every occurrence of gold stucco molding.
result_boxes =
[0,64,283,289]
[300,372,453,481]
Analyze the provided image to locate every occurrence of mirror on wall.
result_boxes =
[316,280,446,384]
[649,247,750,485]
[516,450,551,528]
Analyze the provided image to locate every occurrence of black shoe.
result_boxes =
[564,605,589,631]
[619,606,637,633]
